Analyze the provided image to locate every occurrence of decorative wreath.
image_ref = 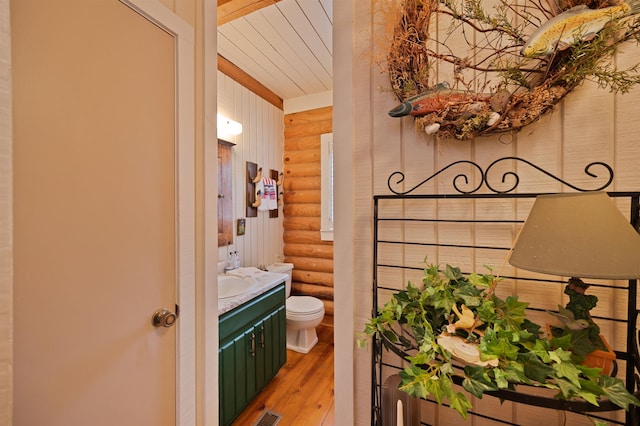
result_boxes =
[382,0,640,140]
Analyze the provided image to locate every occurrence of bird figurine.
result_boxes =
[452,304,477,330]
[547,305,590,330]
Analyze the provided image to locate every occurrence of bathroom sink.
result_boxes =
[218,275,258,299]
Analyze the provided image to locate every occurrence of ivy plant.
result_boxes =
[359,260,640,420]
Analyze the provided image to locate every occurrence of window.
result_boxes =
[320,133,334,241]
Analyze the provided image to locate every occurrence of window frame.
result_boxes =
[320,133,334,241]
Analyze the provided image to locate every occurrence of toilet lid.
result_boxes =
[286,296,324,315]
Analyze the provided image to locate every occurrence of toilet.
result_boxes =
[267,262,325,354]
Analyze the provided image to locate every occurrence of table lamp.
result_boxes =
[508,192,640,356]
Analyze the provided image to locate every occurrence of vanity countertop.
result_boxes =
[218,268,287,316]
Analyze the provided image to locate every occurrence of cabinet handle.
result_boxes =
[250,333,256,357]
[260,325,265,348]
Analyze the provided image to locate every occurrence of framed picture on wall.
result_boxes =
[237,218,246,236]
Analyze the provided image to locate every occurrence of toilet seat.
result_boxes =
[286,296,324,316]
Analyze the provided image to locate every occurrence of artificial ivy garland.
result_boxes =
[359,262,640,420]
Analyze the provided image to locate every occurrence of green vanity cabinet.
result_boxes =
[219,283,286,425]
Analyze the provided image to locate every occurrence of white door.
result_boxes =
[12,1,193,424]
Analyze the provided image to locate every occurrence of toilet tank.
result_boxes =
[266,262,293,298]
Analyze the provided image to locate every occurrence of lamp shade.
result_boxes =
[508,192,640,279]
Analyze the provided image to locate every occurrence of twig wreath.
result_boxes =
[381,0,640,140]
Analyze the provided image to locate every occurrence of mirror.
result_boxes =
[218,139,234,246]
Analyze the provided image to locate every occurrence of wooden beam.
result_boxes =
[217,0,282,26]
[217,54,283,110]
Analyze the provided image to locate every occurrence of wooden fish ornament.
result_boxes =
[521,1,640,58]
[388,83,491,117]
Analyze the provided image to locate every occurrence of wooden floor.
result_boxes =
[232,324,335,426]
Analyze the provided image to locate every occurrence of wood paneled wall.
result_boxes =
[283,106,334,322]
[217,71,285,269]
[341,1,640,424]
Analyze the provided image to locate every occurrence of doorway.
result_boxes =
[11,1,195,424]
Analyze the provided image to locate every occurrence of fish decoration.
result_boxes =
[388,83,491,117]
[521,1,640,58]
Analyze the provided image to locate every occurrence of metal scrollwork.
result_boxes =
[387,160,484,195]
[387,157,614,195]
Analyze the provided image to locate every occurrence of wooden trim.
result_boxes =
[217,54,283,110]
[119,2,197,424]
[0,2,12,422]
[217,0,282,26]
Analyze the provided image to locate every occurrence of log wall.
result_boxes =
[283,106,333,323]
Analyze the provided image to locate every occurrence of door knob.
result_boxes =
[152,307,179,328]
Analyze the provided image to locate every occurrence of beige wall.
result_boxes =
[335,1,640,424]
[217,71,285,269]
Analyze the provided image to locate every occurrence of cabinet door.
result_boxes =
[255,318,268,392]
[244,325,258,400]
[218,284,286,425]
[219,338,237,425]
[267,306,286,380]
[255,306,287,390]
[219,328,257,426]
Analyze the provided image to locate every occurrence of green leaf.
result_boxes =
[399,365,431,399]
[462,365,498,397]
[517,352,554,383]
[495,296,528,330]
[555,377,580,399]
[520,319,542,340]
[382,329,398,344]
[599,375,640,411]
[444,264,463,281]
[433,290,456,313]
[477,299,498,324]
[576,363,605,381]
[550,350,582,388]
[480,329,519,360]
[576,391,600,406]
[492,367,509,389]
[423,262,440,283]
[500,361,529,385]
[578,376,606,397]
[425,375,448,404]
[549,348,574,363]
[549,332,573,351]
[467,271,496,288]
[448,392,473,420]
[567,328,598,359]
[453,284,483,307]
[439,360,455,376]
[531,339,551,363]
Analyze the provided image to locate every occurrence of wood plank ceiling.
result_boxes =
[217,0,333,102]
